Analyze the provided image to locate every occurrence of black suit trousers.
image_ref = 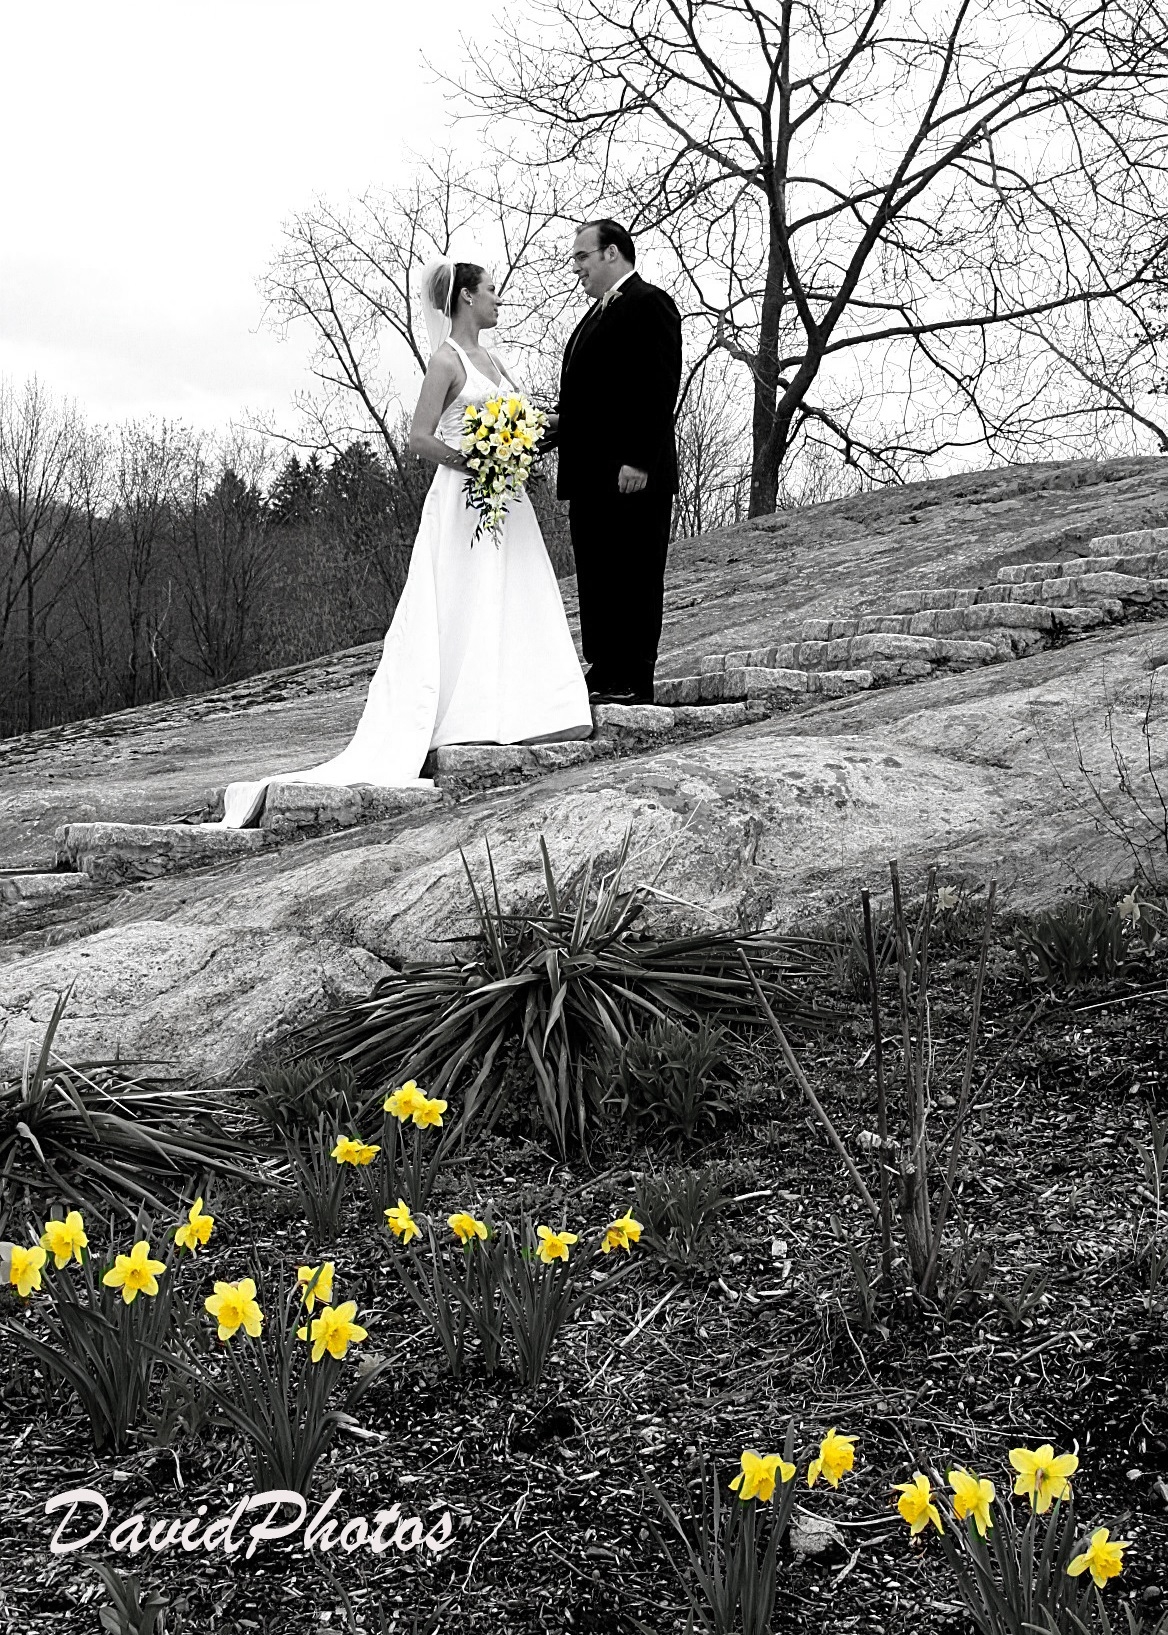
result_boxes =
[569,487,672,698]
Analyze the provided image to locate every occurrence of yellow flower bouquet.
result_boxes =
[459,392,547,542]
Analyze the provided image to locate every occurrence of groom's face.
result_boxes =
[570,229,622,300]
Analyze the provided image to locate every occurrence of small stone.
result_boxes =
[1126,1467,1143,1481]
[789,1514,846,1563]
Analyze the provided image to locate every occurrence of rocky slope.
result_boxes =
[2,455,1167,1082]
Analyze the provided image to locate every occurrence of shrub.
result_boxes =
[295,832,831,1159]
[0,992,262,1223]
[634,1167,730,1269]
[251,1056,356,1139]
[1015,899,1130,990]
[606,1017,736,1142]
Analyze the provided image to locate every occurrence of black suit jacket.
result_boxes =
[554,272,682,501]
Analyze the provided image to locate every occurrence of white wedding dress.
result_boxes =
[219,341,592,828]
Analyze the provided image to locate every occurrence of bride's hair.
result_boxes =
[427,261,486,317]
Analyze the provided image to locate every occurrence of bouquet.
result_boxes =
[459,392,547,543]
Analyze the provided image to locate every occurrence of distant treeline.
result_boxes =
[0,380,574,740]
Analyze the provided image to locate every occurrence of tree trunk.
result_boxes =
[24,538,35,733]
[748,225,788,518]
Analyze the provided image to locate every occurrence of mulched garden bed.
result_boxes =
[2,897,1167,1635]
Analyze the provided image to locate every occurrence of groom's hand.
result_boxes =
[618,464,648,494]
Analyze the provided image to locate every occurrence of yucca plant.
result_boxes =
[295,832,831,1158]
[0,990,264,1223]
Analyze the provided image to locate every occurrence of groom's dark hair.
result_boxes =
[582,218,636,266]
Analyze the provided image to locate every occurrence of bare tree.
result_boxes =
[257,153,583,481]
[465,0,1168,514]
[0,376,82,731]
[67,422,123,716]
[171,434,281,685]
[111,418,190,706]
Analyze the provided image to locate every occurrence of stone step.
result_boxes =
[794,632,999,671]
[998,551,1168,584]
[258,782,443,837]
[426,740,605,794]
[1036,573,1168,607]
[1,872,92,906]
[800,602,1109,642]
[1085,526,1168,553]
[55,822,273,884]
[659,666,874,705]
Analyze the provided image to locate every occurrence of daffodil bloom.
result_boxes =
[1118,891,1140,925]
[385,1201,421,1243]
[1009,1444,1078,1513]
[449,1211,488,1245]
[895,1472,943,1535]
[297,1261,334,1311]
[7,1243,47,1297]
[305,1300,368,1362]
[331,1135,381,1166]
[730,1449,796,1502]
[536,1225,579,1264]
[936,885,959,911]
[174,1197,214,1253]
[204,1278,264,1341]
[411,1095,447,1130]
[102,1240,166,1304]
[1068,1527,1129,1588]
[601,1211,643,1253]
[383,1081,426,1122]
[39,1210,88,1268]
[949,1467,995,1536]
[808,1428,856,1488]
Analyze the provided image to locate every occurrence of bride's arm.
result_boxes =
[408,351,470,470]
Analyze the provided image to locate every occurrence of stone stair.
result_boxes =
[14,523,1166,898]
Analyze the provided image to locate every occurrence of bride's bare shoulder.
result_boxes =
[425,343,462,380]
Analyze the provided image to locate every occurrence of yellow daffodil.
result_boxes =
[102,1240,165,1304]
[1068,1527,1129,1589]
[331,1135,380,1166]
[729,1449,796,1502]
[384,1080,426,1122]
[296,1261,334,1311]
[936,885,959,911]
[536,1225,579,1265]
[6,1242,47,1297]
[412,1095,447,1130]
[204,1278,264,1342]
[39,1210,88,1268]
[949,1467,995,1536]
[808,1428,856,1489]
[174,1197,213,1253]
[305,1300,367,1363]
[601,1211,643,1254]
[385,1201,421,1243]
[895,1472,943,1535]
[1009,1444,1078,1513]
[449,1211,488,1245]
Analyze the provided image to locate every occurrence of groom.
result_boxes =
[553,219,682,705]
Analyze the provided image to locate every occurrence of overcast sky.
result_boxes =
[0,1,496,433]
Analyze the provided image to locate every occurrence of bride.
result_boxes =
[219,257,593,829]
